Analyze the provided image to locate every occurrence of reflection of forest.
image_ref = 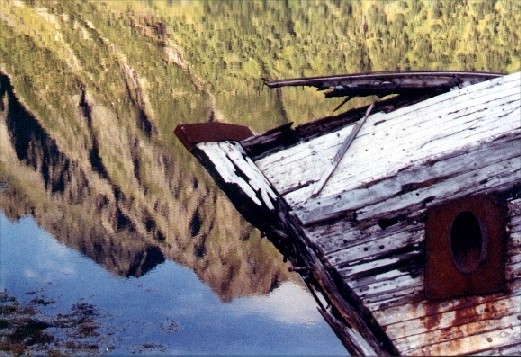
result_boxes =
[0,0,519,301]
[0,74,292,301]
[0,76,289,301]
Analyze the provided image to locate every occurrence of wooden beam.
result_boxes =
[264,70,504,89]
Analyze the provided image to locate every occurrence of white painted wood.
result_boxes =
[197,141,277,210]
[396,294,518,330]
[382,293,519,327]
[217,141,278,209]
[256,125,355,195]
[476,342,521,356]
[255,72,520,216]
[311,103,375,198]
[345,328,378,356]
[296,134,520,225]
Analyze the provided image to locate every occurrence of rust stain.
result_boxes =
[422,301,443,330]
[415,296,513,355]
[453,298,480,327]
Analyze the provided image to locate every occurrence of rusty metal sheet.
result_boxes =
[174,123,253,151]
[425,195,507,300]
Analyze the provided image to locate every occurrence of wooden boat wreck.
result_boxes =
[175,71,521,355]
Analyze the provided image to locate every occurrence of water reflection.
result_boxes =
[0,213,345,355]
[0,72,293,300]
[0,71,344,354]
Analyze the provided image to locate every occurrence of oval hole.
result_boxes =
[450,211,485,273]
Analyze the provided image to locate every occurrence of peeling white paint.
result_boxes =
[197,141,276,210]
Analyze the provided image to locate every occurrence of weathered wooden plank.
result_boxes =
[324,198,518,275]
[190,142,397,356]
[362,258,521,314]
[324,223,423,264]
[351,199,521,354]
[295,135,520,225]
[317,189,519,265]
[335,242,423,285]
[242,93,441,161]
[337,250,420,281]
[255,73,520,203]
[263,71,503,99]
[288,113,521,209]
[318,304,379,356]
[399,314,520,355]
[217,141,278,209]
[371,270,521,314]
[381,292,521,337]
[353,156,519,223]
[263,102,519,207]
[286,108,521,214]
[354,272,422,299]
[256,125,354,196]
[364,285,424,311]
[310,198,520,338]
[183,73,521,356]
[305,213,422,255]
[196,141,277,210]
[373,283,521,326]
[311,103,375,198]
[337,199,519,295]
[475,341,521,356]
[372,278,521,326]
[369,276,521,354]
[347,258,421,290]
[306,198,520,317]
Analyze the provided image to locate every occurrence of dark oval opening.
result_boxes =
[450,211,485,273]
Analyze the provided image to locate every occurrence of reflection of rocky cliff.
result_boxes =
[0,72,292,301]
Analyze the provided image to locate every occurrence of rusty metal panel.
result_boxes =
[174,123,253,151]
[425,195,507,300]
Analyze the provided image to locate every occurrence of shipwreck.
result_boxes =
[175,71,521,355]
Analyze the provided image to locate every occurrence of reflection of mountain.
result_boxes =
[0,72,292,301]
[0,0,518,302]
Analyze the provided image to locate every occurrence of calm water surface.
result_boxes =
[0,213,345,355]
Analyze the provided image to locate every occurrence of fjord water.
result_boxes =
[0,0,519,355]
[0,214,343,355]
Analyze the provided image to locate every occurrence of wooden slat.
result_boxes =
[400,315,520,355]
[382,292,521,335]
[263,71,503,92]
[295,134,520,225]
[255,73,520,206]
[371,279,520,324]
[475,342,521,356]
[196,141,277,210]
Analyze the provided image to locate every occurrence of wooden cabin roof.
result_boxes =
[176,72,521,355]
